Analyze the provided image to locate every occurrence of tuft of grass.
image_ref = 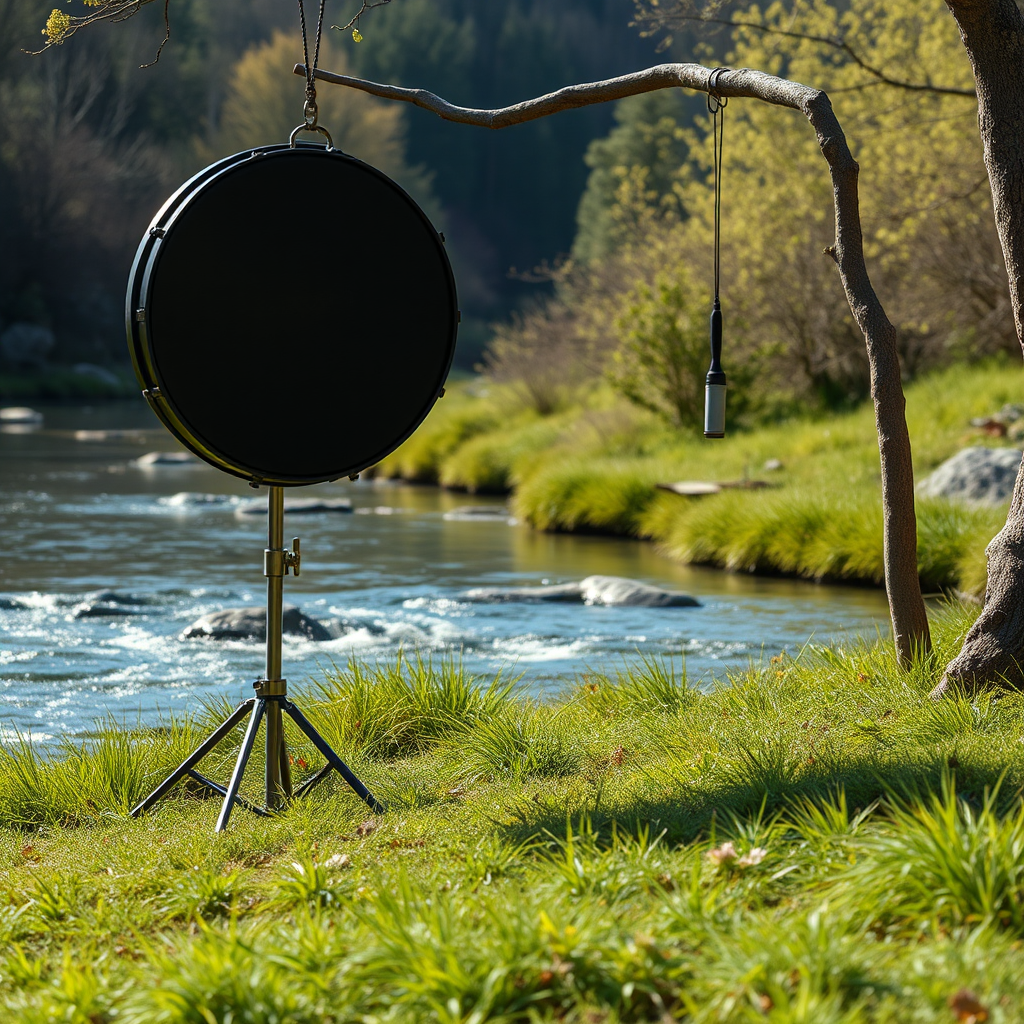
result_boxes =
[461,706,582,782]
[311,652,517,758]
[846,776,1024,934]
[513,457,665,534]
[373,389,500,483]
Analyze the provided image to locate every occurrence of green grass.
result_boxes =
[5,608,1024,1020]
[375,361,1023,595]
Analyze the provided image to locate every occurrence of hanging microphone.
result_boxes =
[704,68,729,440]
[704,297,726,438]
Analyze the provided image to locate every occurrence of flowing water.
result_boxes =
[0,400,891,740]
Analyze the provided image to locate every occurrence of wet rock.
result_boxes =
[442,505,511,522]
[75,429,148,442]
[73,591,151,618]
[235,498,353,516]
[74,603,138,618]
[462,575,700,607]
[917,447,1023,506]
[0,596,27,610]
[182,605,333,641]
[0,406,43,425]
[134,451,200,467]
[323,615,387,638]
[161,492,233,507]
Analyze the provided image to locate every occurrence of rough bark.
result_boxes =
[300,61,932,664]
[933,0,1024,696]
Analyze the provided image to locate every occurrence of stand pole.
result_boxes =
[264,486,287,811]
[129,483,383,830]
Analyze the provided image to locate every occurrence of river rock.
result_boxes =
[182,605,333,641]
[0,596,27,610]
[73,590,151,618]
[442,505,512,522]
[917,447,1023,506]
[0,406,43,425]
[74,602,138,618]
[134,451,200,467]
[161,492,234,507]
[235,498,353,516]
[461,574,700,607]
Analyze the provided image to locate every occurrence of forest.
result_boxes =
[0,0,667,372]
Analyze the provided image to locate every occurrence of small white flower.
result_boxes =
[736,847,767,868]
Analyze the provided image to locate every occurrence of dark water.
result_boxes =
[0,400,891,740]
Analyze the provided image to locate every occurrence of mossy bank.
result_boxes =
[372,361,1021,598]
[3,610,1024,1021]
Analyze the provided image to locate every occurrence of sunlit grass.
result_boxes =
[4,608,1024,1019]
[379,362,1022,594]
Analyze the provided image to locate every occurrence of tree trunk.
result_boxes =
[304,61,932,664]
[933,0,1024,696]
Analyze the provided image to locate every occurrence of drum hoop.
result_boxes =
[127,145,458,486]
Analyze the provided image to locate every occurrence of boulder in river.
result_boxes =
[235,498,353,516]
[461,574,700,607]
[917,447,1023,506]
[182,605,333,641]
[442,505,512,522]
[73,590,151,618]
[0,406,43,425]
[134,451,200,468]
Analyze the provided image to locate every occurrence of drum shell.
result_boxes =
[126,144,458,486]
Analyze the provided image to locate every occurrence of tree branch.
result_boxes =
[295,62,820,125]
[301,59,932,663]
[680,16,976,98]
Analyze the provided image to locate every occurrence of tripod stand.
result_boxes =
[130,486,383,831]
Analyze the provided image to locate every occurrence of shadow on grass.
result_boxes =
[497,754,1024,846]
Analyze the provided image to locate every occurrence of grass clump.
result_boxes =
[6,607,1024,1019]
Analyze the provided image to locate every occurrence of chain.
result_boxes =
[707,68,729,302]
[298,0,327,127]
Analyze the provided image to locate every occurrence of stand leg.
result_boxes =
[130,699,255,818]
[283,700,384,813]
[266,699,285,811]
[280,730,293,799]
[216,699,265,832]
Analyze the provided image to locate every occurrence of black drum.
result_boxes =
[126,144,458,485]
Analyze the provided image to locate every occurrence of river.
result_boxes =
[0,399,891,740]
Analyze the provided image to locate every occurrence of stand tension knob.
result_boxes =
[264,537,301,577]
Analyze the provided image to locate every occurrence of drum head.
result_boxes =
[127,144,458,485]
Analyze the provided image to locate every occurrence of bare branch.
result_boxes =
[331,0,394,34]
[303,58,931,662]
[681,16,976,98]
[294,62,817,126]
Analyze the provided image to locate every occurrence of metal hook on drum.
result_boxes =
[289,122,334,149]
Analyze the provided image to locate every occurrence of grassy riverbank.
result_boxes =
[3,608,1024,1021]
[373,361,1022,597]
